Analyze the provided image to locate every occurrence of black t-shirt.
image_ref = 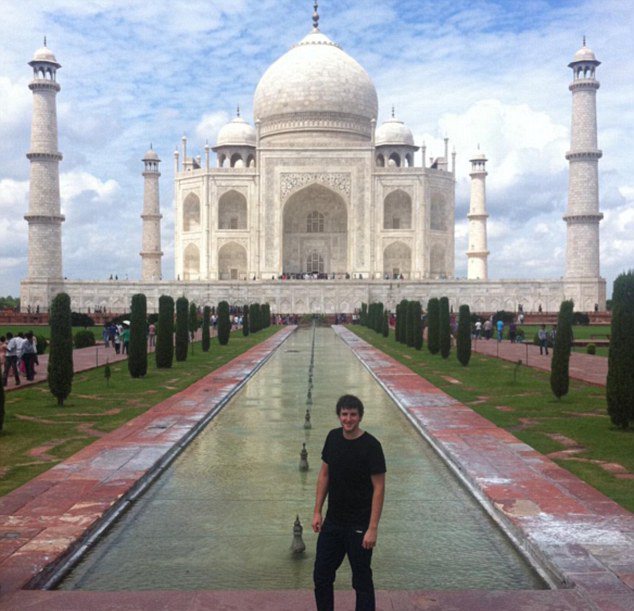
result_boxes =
[321,428,386,528]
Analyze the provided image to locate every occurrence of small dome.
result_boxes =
[571,43,598,64]
[375,115,415,147]
[470,149,487,161]
[143,147,159,161]
[32,46,58,64]
[216,114,256,148]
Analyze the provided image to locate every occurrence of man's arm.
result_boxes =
[362,472,385,549]
[312,461,329,533]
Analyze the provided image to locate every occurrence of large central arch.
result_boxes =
[282,184,348,276]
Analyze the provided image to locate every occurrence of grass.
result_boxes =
[0,325,100,341]
[348,325,634,513]
[0,327,279,496]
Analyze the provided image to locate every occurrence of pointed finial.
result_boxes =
[44,36,47,47]
[391,105,395,119]
[236,104,241,117]
[583,35,586,47]
[150,142,153,150]
[313,1,320,31]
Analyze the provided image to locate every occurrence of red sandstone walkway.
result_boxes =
[1,325,632,611]
[472,338,608,386]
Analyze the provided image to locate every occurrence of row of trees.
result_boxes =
[359,302,388,337]
[45,293,271,406]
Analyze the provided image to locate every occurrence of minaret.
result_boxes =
[467,147,489,280]
[564,39,603,279]
[25,40,64,281]
[140,146,163,282]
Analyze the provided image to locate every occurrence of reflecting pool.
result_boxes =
[59,327,545,591]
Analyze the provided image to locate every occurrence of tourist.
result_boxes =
[509,320,517,343]
[474,319,482,339]
[121,325,130,354]
[3,332,20,386]
[22,332,37,381]
[148,322,156,347]
[538,324,549,355]
[312,394,386,611]
[551,324,557,345]
[113,327,121,354]
[102,324,110,348]
[0,336,7,377]
[496,318,504,341]
[483,318,492,340]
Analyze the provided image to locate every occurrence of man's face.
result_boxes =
[339,407,362,434]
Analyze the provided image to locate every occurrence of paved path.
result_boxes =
[472,338,608,386]
[1,325,632,611]
[3,329,212,391]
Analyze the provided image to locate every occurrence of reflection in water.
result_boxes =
[59,328,545,591]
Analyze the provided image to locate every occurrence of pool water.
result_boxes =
[59,327,545,591]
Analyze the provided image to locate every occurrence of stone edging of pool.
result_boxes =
[334,325,634,611]
[0,326,297,596]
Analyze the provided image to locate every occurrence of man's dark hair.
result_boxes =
[336,394,364,417]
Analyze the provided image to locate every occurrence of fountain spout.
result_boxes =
[304,409,312,429]
[299,443,309,471]
[291,515,306,554]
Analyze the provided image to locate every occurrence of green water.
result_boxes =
[59,327,545,591]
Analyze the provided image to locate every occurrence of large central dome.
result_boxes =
[253,29,378,142]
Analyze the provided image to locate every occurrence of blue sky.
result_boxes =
[1,0,632,297]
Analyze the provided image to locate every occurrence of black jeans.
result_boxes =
[314,518,374,611]
[3,356,20,385]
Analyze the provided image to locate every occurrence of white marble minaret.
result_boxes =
[467,147,489,280]
[140,147,163,281]
[564,40,603,279]
[25,40,64,281]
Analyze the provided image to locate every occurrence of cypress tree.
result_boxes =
[382,310,389,338]
[217,300,231,345]
[156,295,174,368]
[413,301,423,350]
[439,296,451,359]
[175,296,189,361]
[128,293,148,378]
[254,303,262,332]
[406,300,416,347]
[262,303,270,328]
[607,272,634,428]
[361,303,368,326]
[550,300,574,398]
[394,303,401,341]
[398,299,408,343]
[243,304,250,336]
[427,298,440,354]
[188,302,198,354]
[376,303,384,333]
[202,306,211,352]
[457,304,472,366]
[48,292,73,406]
[249,303,258,333]
[0,371,4,430]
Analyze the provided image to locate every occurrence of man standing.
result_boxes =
[312,394,386,611]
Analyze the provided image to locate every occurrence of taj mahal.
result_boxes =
[19,4,606,314]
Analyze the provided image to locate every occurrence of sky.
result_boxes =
[1,0,632,298]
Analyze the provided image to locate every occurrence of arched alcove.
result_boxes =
[283,184,347,276]
[383,241,412,279]
[231,153,244,168]
[376,154,385,167]
[183,193,200,232]
[383,190,412,229]
[183,243,200,280]
[388,152,401,167]
[430,244,446,277]
[430,195,446,230]
[218,242,247,280]
[218,190,248,230]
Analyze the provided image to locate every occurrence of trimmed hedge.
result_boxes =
[550,300,574,399]
[218,301,230,345]
[382,310,389,338]
[128,293,148,378]
[457,304,472,366]
[439,297,451,359]
[74,330,95,349]
[427,298,440,354]
[202,306,211,352]
[242,304,250,337]
[155,295,174,368]
[175,297,189,362]
[607,271,634,428]
[48,293,73,406]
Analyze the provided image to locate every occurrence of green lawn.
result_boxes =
[0,327,279,496]
[0,325,101,341]
[348,325,634,513]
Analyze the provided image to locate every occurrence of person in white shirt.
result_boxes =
[3,333,20,385]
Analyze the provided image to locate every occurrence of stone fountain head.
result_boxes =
[304,409,312,429]
[299,443,309,471]
[291,515,306,554]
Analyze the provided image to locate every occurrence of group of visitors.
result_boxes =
[1,331,39,386]
[473,317,525,343]
[101,322,130,354]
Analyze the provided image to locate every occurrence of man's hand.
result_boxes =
[362,526,377,549]
[312,511,323,533]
